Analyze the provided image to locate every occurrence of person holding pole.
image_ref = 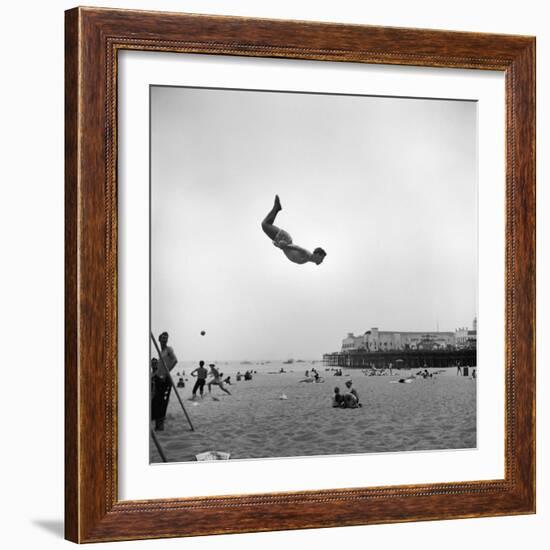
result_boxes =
[151,331,178,431]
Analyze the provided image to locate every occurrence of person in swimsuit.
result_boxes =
[332,387,345,408]
[343,380,361,408]
[190,360,208,399]
[150,331,178,431]
[207,364,231,395]
[261,195,326,265]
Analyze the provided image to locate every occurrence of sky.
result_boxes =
[151,86,477,361]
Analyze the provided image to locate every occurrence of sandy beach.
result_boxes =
[151,361,476,463]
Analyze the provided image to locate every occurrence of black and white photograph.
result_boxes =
[3,0,544,548]
[149,85,478,463]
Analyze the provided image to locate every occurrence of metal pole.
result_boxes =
[150,332,195,431]
[150,427,168,462]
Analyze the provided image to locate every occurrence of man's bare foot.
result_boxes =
[274,195,282,211]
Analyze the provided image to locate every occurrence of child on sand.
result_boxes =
[332,387,345,408]
[261,195,327,265]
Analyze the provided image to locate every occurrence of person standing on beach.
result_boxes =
[151,331,178,431]
[207,364,232,395]
[261,195,327,265]
[150,357,159,398]
[190,360,208,399]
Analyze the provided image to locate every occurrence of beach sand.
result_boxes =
[151,364,476,463]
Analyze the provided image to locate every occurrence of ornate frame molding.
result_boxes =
[65,7,535,542]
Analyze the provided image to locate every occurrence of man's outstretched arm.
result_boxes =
[278,243,310,255]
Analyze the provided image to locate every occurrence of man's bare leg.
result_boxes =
[261,195,282,240]
[219,383,231,396]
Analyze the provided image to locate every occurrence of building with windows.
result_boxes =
[455,317,477,349]
[341,333,365,351]
[340,318,477,352]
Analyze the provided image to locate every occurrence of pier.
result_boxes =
[323,349,476,369]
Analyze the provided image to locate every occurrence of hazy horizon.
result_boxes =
[151,86,477,361]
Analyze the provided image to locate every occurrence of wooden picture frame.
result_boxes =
[65,6,536,543]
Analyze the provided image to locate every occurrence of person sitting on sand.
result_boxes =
[261,195,327,265]
[207,364,231,395]
[344,380,361,408]
[332,385,360,409]
[332,387,345,408]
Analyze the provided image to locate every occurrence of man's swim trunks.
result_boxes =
[274,228,293,246]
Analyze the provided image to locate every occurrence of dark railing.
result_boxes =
[323,348,476,369]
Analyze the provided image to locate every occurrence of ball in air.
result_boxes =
[200,330,206,336]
